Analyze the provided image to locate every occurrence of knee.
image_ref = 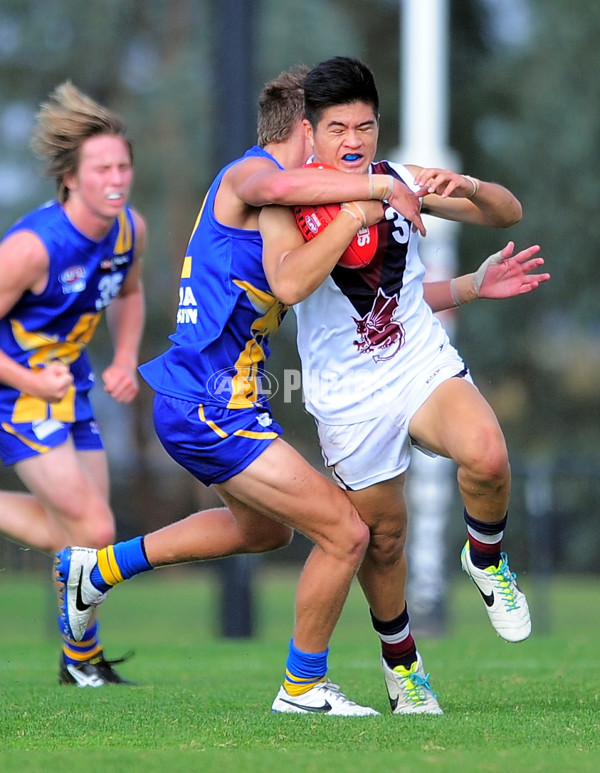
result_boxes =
[461,428,510,489]
[333,509,370,565]
[305,499,369,567]
[245,523,294,554]
[366,524,407,569]
[68,506,116,549]
[84,520,116,549]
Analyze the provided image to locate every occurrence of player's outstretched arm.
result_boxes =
[407,165,522,228]
[424,242,550,312]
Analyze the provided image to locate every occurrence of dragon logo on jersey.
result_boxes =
[352,287,404,363]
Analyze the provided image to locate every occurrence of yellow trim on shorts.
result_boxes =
[197,405,278,441]
[233,429,278,439]
[1,422,50,454]
[197,404,229,438]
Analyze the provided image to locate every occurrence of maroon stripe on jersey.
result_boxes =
[329,161,411,317]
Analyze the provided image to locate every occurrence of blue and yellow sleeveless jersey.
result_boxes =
[0,201,136,424]
[139,146,288,410]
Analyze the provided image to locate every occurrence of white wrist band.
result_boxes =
[463,175,480,199]
[450,278,462,306]
[340,202,367,228]
[384,175,394,200]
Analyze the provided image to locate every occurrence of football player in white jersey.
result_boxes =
[55,62,547,714]
[259,56,549,714]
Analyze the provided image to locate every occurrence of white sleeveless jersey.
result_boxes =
[294,161,461,425]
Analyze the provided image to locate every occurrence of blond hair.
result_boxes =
[257,65,309,147]
[30,81,132,203]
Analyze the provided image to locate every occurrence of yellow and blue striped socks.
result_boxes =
[282,639,328,696]
[62,620,103,665]
[90,536,152,592]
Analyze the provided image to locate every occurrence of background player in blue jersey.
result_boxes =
[56,66,547,714]
[0,82,146,686]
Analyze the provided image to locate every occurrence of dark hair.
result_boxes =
[304,56,379,127]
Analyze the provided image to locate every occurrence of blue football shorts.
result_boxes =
[152,392,283,486]
[0,414,104,465]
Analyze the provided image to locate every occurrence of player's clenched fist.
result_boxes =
[102,363,139,404]
[29,360,74,403]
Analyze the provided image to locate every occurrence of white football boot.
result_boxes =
[272,680,379,716]
[55,546,107,641]
[381,653,443,715]
[461,541,531,642]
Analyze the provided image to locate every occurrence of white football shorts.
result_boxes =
[315,348,473,491]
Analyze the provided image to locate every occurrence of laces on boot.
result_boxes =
[89,649,134,668]
[489,555,522,610]
[394,665,438,705]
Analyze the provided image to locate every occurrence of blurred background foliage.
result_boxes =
[1,0,599,572]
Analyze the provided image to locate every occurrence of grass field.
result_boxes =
[0,566,598,772]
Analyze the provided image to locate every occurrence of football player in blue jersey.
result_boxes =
[55,66,423,715]
[0,82,146,686]
[55,66,546,713]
